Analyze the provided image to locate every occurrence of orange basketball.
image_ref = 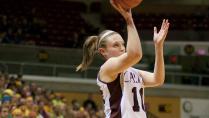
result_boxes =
[118,0,143,9]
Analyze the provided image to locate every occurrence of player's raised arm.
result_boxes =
[139,19,170,87]
[100,1,142,78]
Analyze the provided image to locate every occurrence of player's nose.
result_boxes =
[120,46,125,52]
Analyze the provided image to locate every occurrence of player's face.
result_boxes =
[101,34,125,59]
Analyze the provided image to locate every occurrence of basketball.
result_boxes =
[117,0,143,9]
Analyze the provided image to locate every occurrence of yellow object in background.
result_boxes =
[145,96,180,118]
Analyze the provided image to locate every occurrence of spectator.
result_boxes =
[2,28,16,44]
[0,76,5,104]
[0,106,12,118]
[69,99,90,118]
[65,32,79,48]
[83,93,97,114]
[12,108,23,118]
[15,28,24,44]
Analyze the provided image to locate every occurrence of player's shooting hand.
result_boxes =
[110,0,132,23]
[153,19,170,46]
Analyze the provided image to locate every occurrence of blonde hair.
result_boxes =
[76,30,117,71]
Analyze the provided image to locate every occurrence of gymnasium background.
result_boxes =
[0,0,209,117]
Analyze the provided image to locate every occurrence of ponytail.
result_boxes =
[76,36,99,71]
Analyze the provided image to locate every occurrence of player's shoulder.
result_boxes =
[127,67,140,73]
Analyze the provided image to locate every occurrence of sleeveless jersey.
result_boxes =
[97,67,147,118]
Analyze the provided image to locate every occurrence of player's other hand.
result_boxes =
[153,19,170,46]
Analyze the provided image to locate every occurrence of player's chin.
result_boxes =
[120,51,125,55]
[117,52,125,56]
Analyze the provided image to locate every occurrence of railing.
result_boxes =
[0,61,209,86]
[0,60,97,78]
[165,72,209,86]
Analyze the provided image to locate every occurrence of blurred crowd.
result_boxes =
[0,73,104,118]
[0,14,97,48]
[0,14,47,45]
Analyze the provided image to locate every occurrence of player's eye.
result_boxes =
[113,43,119,47]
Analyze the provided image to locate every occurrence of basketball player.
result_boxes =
[77,1,170,118]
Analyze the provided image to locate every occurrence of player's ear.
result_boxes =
[98,48,107,57]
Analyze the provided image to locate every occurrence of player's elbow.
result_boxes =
[155,78,165,87]
[157,81,164,87]
[128,51,142,62]
[136,52,142,61]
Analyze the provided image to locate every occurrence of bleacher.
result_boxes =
[0,0,209,48]
[102,13,209,31]
[0,0,91,48]
[101,13,209,41]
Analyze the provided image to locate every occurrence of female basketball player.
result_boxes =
[77,0,170,117]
